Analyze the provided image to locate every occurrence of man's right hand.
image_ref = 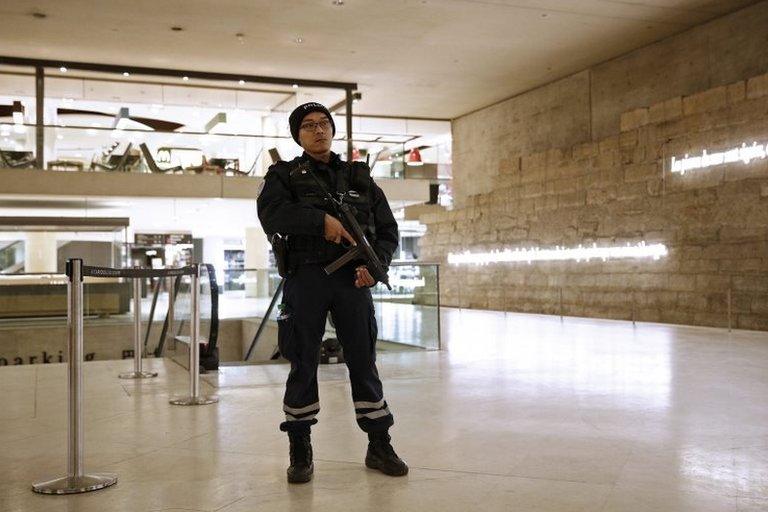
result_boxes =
[324,214,356,245]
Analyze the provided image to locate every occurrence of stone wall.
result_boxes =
[421,73,768,330]
[452,1,768,206]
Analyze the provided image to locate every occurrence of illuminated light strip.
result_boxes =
[670,142,767,175]
[447,242,668,265]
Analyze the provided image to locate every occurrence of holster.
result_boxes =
[270,233,291,278]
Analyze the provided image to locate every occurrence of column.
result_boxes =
[25,232,58,273]
[245,226,270,297]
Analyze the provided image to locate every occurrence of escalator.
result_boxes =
[146,263,220,371]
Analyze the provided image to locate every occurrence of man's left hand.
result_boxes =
[354,266,375,288]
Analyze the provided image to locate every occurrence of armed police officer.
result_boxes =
[257,102,408,483]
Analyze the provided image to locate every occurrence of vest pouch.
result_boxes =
[342,191,374,237]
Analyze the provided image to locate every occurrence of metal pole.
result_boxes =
[170,265,217,406]
[632,297,636,326]
[120,274,157,379]
[143,277,161,352]
[190,268,200,399]
[167,275,176,350]
[245,278,284,361]
[559,287,564,321]
[33,259,117,494]
[35,66,44,169]
[345,88,354,160]
[70,260,84,478]
[727,287,732,332]
[435,264,442,351]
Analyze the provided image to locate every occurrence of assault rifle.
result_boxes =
[300,163,392,290]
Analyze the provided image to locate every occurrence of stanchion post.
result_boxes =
[120,272,158,379]
[32,259,118,494]
[632,294,636,326]
[170,265,217,406]
[167,276,176,350]
[559,287,564,321]
[727,287,732,333]
[190,267,200,399]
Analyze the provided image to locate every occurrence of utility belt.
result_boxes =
[272,233,375,278]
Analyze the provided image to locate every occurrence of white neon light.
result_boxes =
[670,142,766,174]
[447,242,668,265]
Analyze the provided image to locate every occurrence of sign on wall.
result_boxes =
[670,141,766,175]
[447,242,668,265]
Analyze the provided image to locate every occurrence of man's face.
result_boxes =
[298,111,333,154]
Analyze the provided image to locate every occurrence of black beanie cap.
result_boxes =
[288,102,336,145]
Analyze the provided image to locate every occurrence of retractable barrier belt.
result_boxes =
[78,265,198,279]
[33,259,216,496]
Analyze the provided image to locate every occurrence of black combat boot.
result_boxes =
[287,430,314,483]
[365,431,408,476]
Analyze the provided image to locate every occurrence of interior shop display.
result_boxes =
[0,149,35,169]
[139,143,183,173]
[208,158,240,173]
[89,143,138,172]
[47,160,84,171]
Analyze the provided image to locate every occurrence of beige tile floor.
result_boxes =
[1,308,767,511]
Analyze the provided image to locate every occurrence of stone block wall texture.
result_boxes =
[421,71,768,330]
[452,1,768,205]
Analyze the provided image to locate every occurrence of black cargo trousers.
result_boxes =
[278,262,394,434]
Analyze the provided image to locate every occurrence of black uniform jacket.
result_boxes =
[257,152,399,268]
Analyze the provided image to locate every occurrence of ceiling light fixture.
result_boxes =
[332,0,345,5]
[182,76,189,81]
[292,84,299,89]
[238,79,245,85]
[294,36,304,44]
[59,66,67,73]
[123,72,130,77]
[407,148,423,166]
[236,32,245,44]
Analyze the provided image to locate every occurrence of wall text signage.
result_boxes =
[448,242,668,265]
[670,142,766,175]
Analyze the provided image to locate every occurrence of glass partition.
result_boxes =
[219,263,441,351]
[371,263,441,350]
[0,260,441,368]
[0,273,137,366]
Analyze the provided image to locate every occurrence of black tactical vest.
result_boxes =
[284,156,376,264]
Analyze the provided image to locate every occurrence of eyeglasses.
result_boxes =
[300,119,331,132]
